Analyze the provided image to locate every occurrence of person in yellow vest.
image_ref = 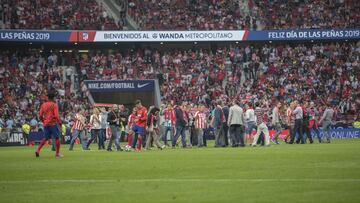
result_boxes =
[354,113,360,129]
[22,122,31,146]
[61,124,66,137]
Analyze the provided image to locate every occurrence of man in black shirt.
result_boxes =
[107,105,122,151]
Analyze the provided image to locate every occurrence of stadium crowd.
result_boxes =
[0,0,359,150]
[0,0,120,30]
[0,49,91,134]
[1,0,358,31]
[126,0,359,30]
[78,41,359,123]
[251,0,360,29]
[0,41,359,148]
[127,0,253,30]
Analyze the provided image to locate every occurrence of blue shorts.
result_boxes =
[44,125,60,140]
[132,125,145,136]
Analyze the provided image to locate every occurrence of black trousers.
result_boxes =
[222,123,229,146]
[229,124,245,146]
[290,119,304,144]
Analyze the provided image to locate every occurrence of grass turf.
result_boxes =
[0,139,359,203]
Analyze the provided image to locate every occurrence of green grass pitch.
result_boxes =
[0,139,359,203]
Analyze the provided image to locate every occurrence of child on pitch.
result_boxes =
[126,108,142,151]
[35,91,62,158]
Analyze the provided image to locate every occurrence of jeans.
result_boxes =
[322,121,332,141]
[108,125,121,150]
[98,129,106,149]
[173,126,186,147]
[272,123,282,141]
[163,126,173,145]
[69,129,88,150]
[229,124,245,146]
[214,126,225,147]
[195,128,204,147]
[246,121,257,143]
[185,127,192,147]
[87,129,101,149]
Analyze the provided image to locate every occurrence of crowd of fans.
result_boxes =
[0,41,359,133]
[127,0,359,30]
[127,0,253,30]
[1,0,359,31]
[0,0,120,30]
[251,0,360,29]
[0,49,91,133]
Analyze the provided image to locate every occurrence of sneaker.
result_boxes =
[251,144,257,147]
[107,148,113,152]
[35,151,39,157]
[160,145,165,150]
[117,148,123,151]
[271,138,277,144]
[55,154,63,158]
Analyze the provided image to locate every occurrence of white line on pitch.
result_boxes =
[1,178,360,184]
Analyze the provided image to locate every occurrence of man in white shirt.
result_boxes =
[289,101,304,144]
[319,103,335,143]
[245,103,257,144]
[271,102,282,144]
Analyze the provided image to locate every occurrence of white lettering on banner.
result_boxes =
[315,129,360,139]
[1,32,13,39]
[268,30,346,40]
[7,133,25,145]
[1,32,35,40]
[87,82,136,89]
[94,31,245,42]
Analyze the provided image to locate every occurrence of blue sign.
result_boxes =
[1,29,359,42]
[247,28,360,41]
[84,80,155,92]
[311,127,360,139]
[29,131,72,144]
[0,30,76,42]
[28,132,45,142]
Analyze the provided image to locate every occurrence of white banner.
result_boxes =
[92,30,246,42]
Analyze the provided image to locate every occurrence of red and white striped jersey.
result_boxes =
[164,109,175,127]
[286,108,295,126]
[128,114,136,129]
[194,111,207,129]
[74,113,86,130]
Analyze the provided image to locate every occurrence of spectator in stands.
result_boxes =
[1,0,120,30]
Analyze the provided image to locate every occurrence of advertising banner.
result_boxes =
[84,80,155,92]
[0,30,77,42]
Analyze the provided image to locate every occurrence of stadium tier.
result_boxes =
[0,41,359,132]
[1,0,359,31]
[0,1,360,203]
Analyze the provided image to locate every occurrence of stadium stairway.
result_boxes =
[99,0,137,30]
